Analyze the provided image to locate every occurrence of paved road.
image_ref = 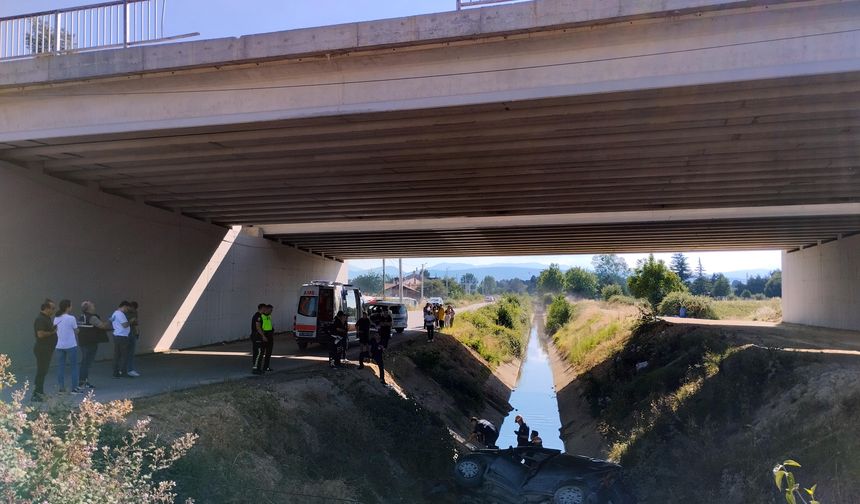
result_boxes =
[10,303,484,405]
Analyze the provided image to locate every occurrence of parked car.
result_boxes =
[365,300,408,334]
[453,447,635,504]
[484,295,495,302]
[428,296,444,306]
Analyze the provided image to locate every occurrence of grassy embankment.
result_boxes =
[101,297,532,503]
[548,300,860,502]
[711,297,782,322]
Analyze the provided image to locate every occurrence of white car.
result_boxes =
[427,297,444,306]
[366,301,408,334]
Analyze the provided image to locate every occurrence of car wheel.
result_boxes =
[553,484,592,504]
[395,328,405,334]
[454,456,486,488]
[296,340,308,350]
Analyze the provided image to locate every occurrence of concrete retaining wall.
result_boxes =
[782,234,860,331]
[0,163,346,370]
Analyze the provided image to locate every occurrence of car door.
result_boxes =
[486,453,530,497]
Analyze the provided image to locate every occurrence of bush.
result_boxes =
[542,293,555,306]
[753,293,766,301]
[607,294,637,305]
[741,289,753,299]
[546,295,574,335]
[657,291,717,319]
[0,355,196,504]
[601,284,625,300]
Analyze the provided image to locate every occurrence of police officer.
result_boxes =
[330,311,348,368]
[262,304,275,372]
[378,306,393,348]
[356,311,371,369]
[250,304,267,375]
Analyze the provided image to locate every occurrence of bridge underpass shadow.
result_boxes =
[554,319,860,503]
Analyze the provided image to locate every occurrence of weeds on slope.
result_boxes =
[447,295,531,366]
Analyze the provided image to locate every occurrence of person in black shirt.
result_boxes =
[469,417,499,449]
[250,304,267,375]
[378,306,393,349]
[514,415,531,447]
[356,311,371,370]
[529,431,543,448]
[330,311,348,368]
[32,299,57,402]
[370,335,385,384]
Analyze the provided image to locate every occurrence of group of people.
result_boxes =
[422,303,455,342]
[32,298,142,402]
[468,415,543,449]
[327,310,387,383]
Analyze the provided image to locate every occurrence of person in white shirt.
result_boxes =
[110,301,135,378]
[53,299,82,394]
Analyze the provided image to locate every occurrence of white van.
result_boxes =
[293,281,362,350]
[365,301,408,334]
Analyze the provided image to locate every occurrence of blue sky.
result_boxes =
[4,1,784,274]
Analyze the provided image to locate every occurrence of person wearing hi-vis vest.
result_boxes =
[261,304,275,372]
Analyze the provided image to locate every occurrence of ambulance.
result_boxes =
[293,281,362,350]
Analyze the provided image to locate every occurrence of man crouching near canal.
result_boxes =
[468,417,499,449]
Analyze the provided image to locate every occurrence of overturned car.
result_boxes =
[453,447,635,504]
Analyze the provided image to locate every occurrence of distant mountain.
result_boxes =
[720,268,777,282]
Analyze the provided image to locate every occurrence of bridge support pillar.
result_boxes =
[782,234,860,331]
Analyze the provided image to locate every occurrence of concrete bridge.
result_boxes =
[1,0,859,365]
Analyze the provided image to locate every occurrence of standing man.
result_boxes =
[32,299,57,402]
[378,306,393,349]
[250,303,267,375]
[469,417,499,449]
[329,311,348,368]
[125,301,141,377]
[424,309,436,342]
[79,301,110,390]
[110,301,135,378]
[514,415,531,447]
[53,299,82,394]
[356,311,371,370]
[370,334,386,384]
[261,304,275,372]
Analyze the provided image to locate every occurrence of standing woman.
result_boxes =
[445,305,456,328]
[436,304,446,329]
[79,301,110,390]
[54,299,83,394]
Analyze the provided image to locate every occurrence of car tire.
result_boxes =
[395,328,405,334]
[454,456,486,488]
[296,340,308,351]
[553,484,595,504]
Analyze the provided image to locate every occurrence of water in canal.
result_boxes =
[496,325,564,451]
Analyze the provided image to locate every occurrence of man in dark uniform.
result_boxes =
[514,415,531,447]
[356,311,371,370]
[378,306,393,349]
[250,303,267,375]
[370,334,386,384]
[468,417,499,449]
[330,311,348,368]
[262,304,275,371]
[32,299,57,402]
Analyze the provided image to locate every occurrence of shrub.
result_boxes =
[741,289,753,299]
[753,293,767,301]
[546,295,574,335]
[607,294,637,305]
[0,355,196,504]
[542,293,555,306]
[657,291,717,319]
[601,284,625,300]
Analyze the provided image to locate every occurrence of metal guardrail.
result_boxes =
[0,0,195,61]
[456,0,526,10]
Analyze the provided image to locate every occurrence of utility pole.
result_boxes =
[445,267,449,295]
[399,258,403,305]
[382,258,386,297]
[420,263,426,302]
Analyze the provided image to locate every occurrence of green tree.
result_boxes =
[446,277,465,298]
[423,279,448,298]
[600,283,624,300]
[627,254,686,307]
[460,273,478,294]
[350,273,383,295]
[25,18,74,54]
[564,267,599,299]
[480,275,497,295]
[591,254,630,291]
[764,270,782,298]
[669,253,693,284]
[710,273,731,298]
[537,264,565,293]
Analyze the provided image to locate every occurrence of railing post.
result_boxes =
[123,0,129,47]
[54,11,60,52]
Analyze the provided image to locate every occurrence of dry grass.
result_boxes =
[551,301,638,370]
[712,298,782,322]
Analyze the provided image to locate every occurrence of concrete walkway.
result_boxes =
[10,304,484,405]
